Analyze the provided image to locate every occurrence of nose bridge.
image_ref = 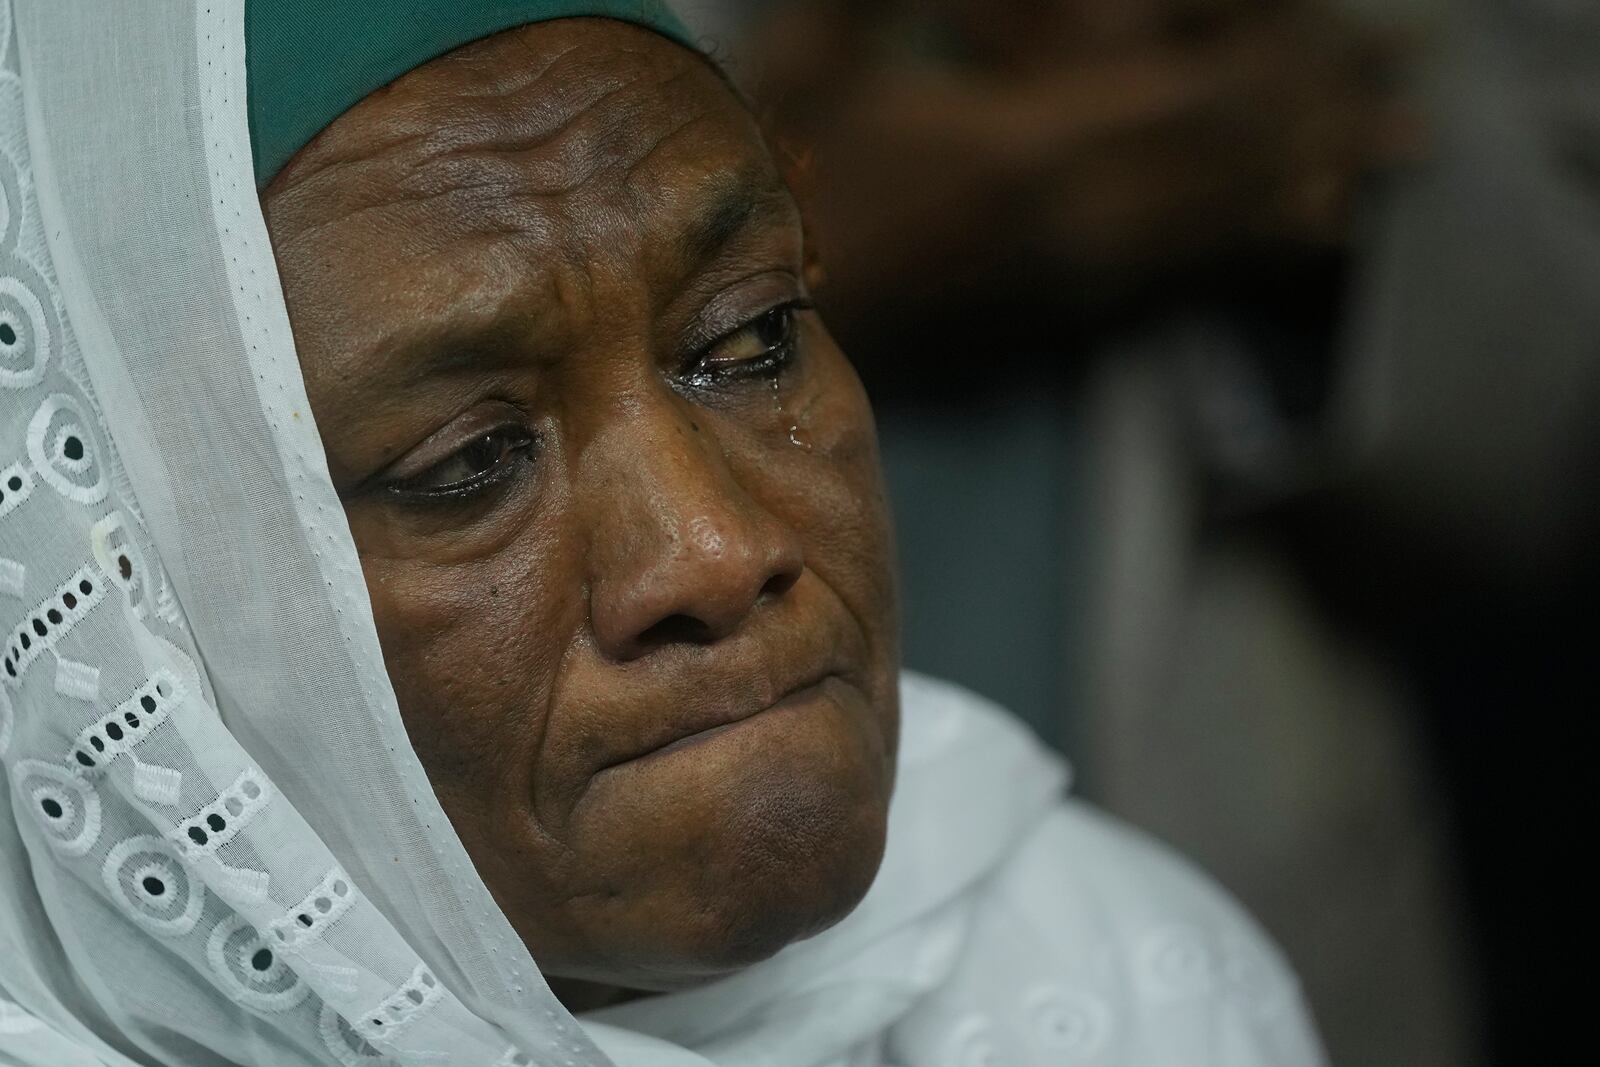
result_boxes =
[634,419,758,568]
[588,390,739,533]
[581,394,802,659]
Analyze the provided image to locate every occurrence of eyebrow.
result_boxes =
[678,167,798,271]
[376,310,550,397]
[336,166,800,404]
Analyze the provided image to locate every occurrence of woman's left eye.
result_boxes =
[687,302,809,383]
[384,427,537,502]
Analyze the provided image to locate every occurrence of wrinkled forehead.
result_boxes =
[263,19,770,258]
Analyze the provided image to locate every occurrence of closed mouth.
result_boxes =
[606,672,839,772]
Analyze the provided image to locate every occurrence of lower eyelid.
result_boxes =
[384,435,537,503]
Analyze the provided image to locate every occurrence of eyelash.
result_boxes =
[383,427,538,505]
[378,301,809,508]
[681,299,812,387]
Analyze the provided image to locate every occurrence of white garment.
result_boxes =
[0,2,1326,1064]
[588,680,1326,1067]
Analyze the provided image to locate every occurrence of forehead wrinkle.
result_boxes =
[268,23,679,204]
[392,92,639,210]
[424,38,694,167]
[414,54,664,167]
[439,34,723,187]
[278,78,636,221]
[445,35,588,100]
[498,60,723,200]
[617,109,721,190]
[355,61,706,230]
[379,81,732,257]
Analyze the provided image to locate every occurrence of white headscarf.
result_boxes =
[0,3,1325,1066]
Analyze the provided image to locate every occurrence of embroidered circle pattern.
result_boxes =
[1021,986,1113,1060]
[0,259,55,391]
[319,1004,402,1067]
[101,835,205,937]
[91,511,159,618]
[26,393,106,504]
[207,915,311,1013]
[15,760,101,856]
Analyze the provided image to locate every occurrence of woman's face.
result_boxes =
[261,19,900,990]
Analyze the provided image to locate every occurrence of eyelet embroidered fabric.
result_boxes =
[0,3,1328,1066]
[0,2,589,1063]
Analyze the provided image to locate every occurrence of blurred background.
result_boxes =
[674,1,1598,1064]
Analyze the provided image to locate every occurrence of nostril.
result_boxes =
[637,612,715,649]
[760,568,799,601]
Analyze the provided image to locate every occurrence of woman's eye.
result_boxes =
[384,427,536,501]
[689,302,809,382]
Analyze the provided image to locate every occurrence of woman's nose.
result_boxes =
[584,415,804,661]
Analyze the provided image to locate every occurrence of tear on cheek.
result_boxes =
[781,389,877,466]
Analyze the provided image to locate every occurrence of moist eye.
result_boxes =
[685,300,811,385]
[384,427,536,502]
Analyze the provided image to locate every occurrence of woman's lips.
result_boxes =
[602,673,841,772]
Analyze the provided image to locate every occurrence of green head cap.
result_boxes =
[247,0,697,187]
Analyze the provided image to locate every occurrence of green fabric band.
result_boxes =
[246,0,698,187]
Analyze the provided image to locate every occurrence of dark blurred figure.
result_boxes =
[722,0,1419,344]
[1288,2,1600,1062]
[684,0,1600,1064]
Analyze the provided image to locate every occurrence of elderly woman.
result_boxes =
[0,2,1325,1065]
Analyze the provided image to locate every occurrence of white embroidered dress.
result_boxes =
[0,2,1327,1065]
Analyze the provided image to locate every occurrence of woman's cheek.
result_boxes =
[353,526,577,802]
[789,370,890,539]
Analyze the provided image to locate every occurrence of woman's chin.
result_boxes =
[549,682,894,986]
[553,813,888,992]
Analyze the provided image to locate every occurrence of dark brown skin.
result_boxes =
[260,18,901,1000]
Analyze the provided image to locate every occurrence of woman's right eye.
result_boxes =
[383,427,538,503]
[682,300,812,386]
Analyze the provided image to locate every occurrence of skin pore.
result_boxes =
[260,19,901,1002]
